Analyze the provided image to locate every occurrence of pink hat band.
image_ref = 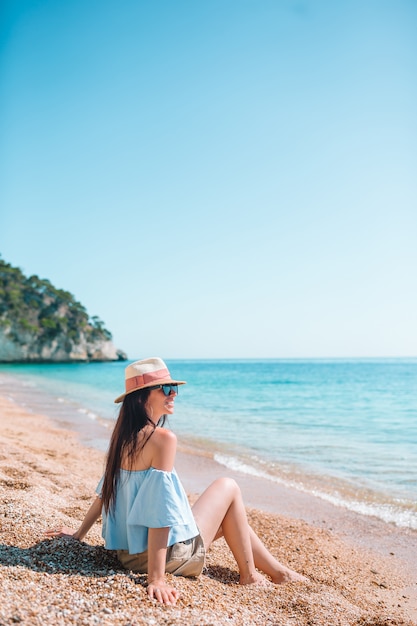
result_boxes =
[125,367,170,393]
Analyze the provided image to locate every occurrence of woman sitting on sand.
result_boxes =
[46,358,306,605]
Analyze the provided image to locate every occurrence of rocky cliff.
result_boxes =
[0,258,127,363]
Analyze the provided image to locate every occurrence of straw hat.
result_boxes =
[114,357,186,403]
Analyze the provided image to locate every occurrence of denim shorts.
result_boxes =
[117,534,206,578]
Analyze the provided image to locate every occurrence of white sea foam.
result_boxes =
[214,453,417,530]
[77,407,98,420]
[309,489,417,529]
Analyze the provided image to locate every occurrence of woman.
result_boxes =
[46,357,306,605]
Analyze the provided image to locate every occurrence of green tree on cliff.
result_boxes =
[0,257,113,346]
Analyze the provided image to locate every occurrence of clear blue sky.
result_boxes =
[1,0,416,359]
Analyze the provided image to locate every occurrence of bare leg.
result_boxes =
[192,478,306,585]
[192,477,265,584]
[248,526,307,583]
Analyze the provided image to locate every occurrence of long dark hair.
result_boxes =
[101,388,166,513]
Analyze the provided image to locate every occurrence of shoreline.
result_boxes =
[1,394,416,624]
[176,442,417,567]
[5,366,416,551]
[2,367,415,532]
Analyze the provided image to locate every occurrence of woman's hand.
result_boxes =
[147,580,180,605]
[44,496,102,542]
[44,526,79,539]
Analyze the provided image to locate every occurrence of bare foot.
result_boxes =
[239,571,273,587]
[271,566,309,584]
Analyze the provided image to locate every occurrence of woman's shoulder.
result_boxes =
[151,427,177,451]
[148,427,177,471]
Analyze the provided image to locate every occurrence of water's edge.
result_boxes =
[1,362,416,530]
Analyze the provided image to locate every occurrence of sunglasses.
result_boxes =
[148,384,178,396]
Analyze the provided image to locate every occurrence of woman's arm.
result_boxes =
[147,527,179,605]
[145,429,179,604]
[73,496,102,540]
[45,496,102,541]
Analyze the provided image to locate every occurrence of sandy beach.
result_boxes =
[1,393,416,625]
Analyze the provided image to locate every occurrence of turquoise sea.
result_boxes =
[1,359,416,530]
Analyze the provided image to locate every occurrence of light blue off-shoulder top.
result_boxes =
[96,468,199,555]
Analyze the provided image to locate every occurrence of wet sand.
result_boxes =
[0,394,416,625]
